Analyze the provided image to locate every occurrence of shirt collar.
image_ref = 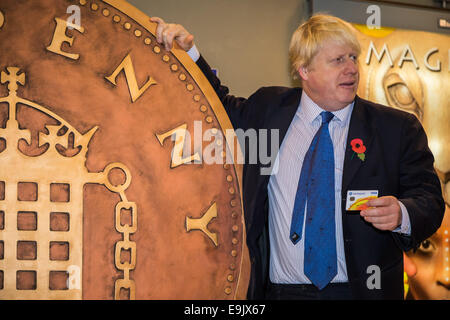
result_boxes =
[298,90,354,126]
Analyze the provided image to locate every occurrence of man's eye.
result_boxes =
[350,55,357,61]
[417,239,436,254]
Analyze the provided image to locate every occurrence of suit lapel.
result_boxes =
[264,88,302,173]
[342,96,375,192]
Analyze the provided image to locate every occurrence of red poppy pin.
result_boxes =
[350,138,366,161]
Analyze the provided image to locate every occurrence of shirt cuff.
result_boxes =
[393,200,411,235]
[186,44,200,62]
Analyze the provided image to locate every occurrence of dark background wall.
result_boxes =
[313,0,450,34]
[127,0,450,97]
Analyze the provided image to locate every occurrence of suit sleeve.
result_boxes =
[196,55,260,131]
[395,113,445,251]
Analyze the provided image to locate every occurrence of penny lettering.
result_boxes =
[46,17,85,60]
[105,53,157,103]
[186,202,219,247]
[156,123,201,168]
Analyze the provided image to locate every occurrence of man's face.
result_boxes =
[299,41,360,111]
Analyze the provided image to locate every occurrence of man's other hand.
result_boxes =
[360,196,402,231]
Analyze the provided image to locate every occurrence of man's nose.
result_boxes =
[343,59,358,75]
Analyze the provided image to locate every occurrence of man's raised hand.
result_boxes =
[150,17,195,52]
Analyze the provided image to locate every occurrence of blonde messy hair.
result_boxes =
[289,14,361,80]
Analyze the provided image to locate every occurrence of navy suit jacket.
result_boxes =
[196,56,444,300]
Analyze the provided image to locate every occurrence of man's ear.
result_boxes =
[298,66,308,81]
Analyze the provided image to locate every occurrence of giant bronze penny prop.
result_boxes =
[0,0,249,299]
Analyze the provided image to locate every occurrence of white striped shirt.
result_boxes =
[268,91,352,284]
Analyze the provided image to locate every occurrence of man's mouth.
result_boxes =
[339,80,357,88]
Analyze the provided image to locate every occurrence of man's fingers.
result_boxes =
[362,212,398,231]
[360,206,390,217]
[156,25,165,43]
[150,17,164,24]
[165,30,177,51]
[184,34,195,48]
[174,33,195,50]
[360,198,402,231]
[366,196,394,207]
[150,18,194,52]
[159,25,171,46]
[362,213,391,224]
[165,28,184,51]
[150,17,168,44]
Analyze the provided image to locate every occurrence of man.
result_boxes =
[151,14,444,299]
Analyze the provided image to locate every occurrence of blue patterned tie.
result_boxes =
[289,111,337,290]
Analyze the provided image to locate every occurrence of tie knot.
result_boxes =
[321,111,334,124]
